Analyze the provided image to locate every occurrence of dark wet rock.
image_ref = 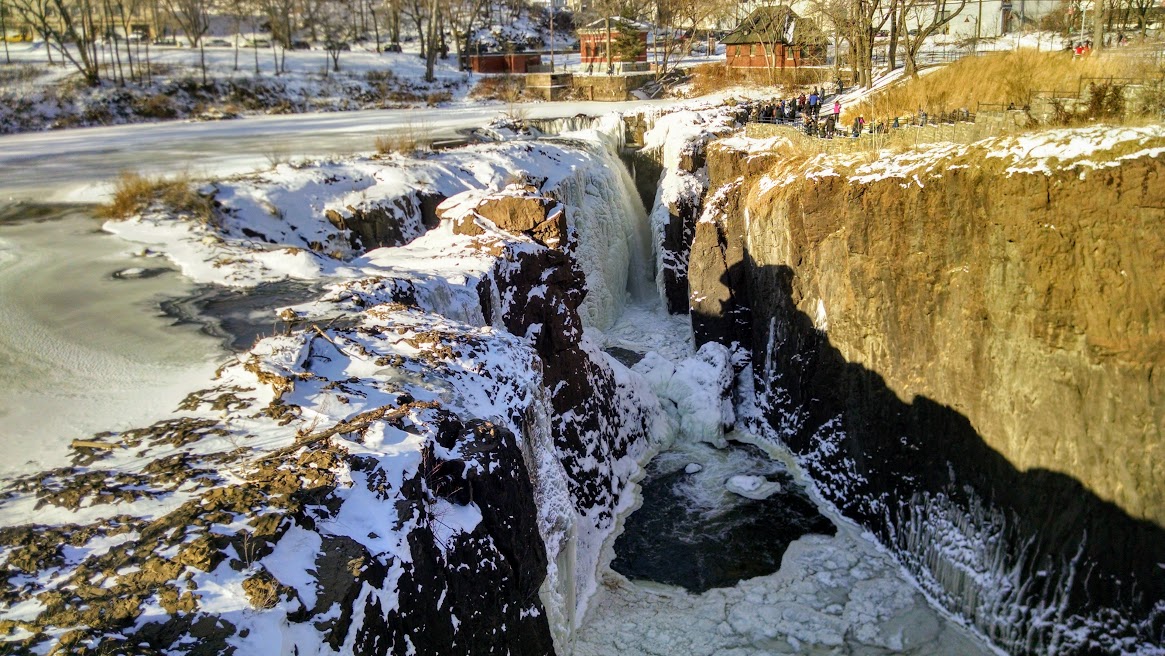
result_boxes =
[326,190,445,252]
[356,419,554,655]
[604,346,644,367]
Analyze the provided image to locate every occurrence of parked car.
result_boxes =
[383,43,403,53]
[206,38,232,47]
[290,40,312,49]
[246,39,271,48]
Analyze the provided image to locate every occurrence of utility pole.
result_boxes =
[975,0,982,41]
[549,0,554,72]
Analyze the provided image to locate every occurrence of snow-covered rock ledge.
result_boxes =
[0,125,673,654]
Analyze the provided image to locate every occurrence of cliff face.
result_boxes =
[0,139,667,655]
[690,126,1165,654]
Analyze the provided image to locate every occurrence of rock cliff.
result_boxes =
[0,137,666,655]
[690,125,1165,654]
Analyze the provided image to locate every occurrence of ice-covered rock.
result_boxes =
[633,341,735,447]
[724,474,781,500]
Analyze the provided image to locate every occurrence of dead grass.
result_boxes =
[98,171,216,224]
[374,122,431,155]
[856,50,1151,123]
[685,63,832,97]
[469,75,525,102]
[0,64,45,86]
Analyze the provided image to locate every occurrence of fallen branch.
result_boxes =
[256,400,439,463]
[70,439,118,451]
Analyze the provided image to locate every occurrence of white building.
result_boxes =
[947,0,1062,39]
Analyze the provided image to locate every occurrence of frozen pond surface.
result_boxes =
[0,100,674,202]
[0,205,220,477]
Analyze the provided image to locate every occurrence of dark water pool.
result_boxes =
[611,441,836,593]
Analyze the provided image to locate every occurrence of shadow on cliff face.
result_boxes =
[694,260,1165,654]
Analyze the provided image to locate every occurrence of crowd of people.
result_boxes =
[751,89,874,139]
[751,89,974,140]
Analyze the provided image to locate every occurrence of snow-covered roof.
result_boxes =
[579,17,651,35]
[723,5,823,46]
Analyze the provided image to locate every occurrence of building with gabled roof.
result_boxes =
[723,5,825,69]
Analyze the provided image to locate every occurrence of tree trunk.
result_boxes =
[1092,0,1104,53]
[369,3,379,52]
[605,16,611,74]
[423,0,438,81]
[3,4,12,64]
[887,0,899,70]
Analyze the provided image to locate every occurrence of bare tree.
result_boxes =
[1,0,13,64]
[400,0,427,58]
[163,0,213,82]
[422,0,437,80]
[898,0,965,76]
[650,0,731,80]
[220,0,250,70]
[812,0,856,85]
[444,0,487,70]
[319,0,352,72]
[11,0,103,84]
[1127,0,1152,37]
[852,0,892,87]
[383,0,400,44]
[258,0,295,72]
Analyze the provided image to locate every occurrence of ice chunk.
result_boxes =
[725,474,781,500]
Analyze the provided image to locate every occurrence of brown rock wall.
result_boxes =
[745,158,1164,525]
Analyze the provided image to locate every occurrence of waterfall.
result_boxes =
[526,115,607,137]
[545,116,655,330]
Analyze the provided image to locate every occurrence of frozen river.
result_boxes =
[0,99,671,202]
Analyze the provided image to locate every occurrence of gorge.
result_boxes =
[0,104,1160,656]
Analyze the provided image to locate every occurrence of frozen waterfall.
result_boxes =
[549,115,655,331]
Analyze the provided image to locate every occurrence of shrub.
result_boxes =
[99,171,216,224]
[0,64,44,87]
[469,75,525,102]
[133,93,178,119]
[685,62,829,97]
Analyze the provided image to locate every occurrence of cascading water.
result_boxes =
[540,118,999,656]
[546,115,655,329]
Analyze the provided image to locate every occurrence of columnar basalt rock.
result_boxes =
[690,130,1165,654]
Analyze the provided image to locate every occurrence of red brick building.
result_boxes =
[578,17,649,65]
[468,53,543,74]
[723,6,825,70]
